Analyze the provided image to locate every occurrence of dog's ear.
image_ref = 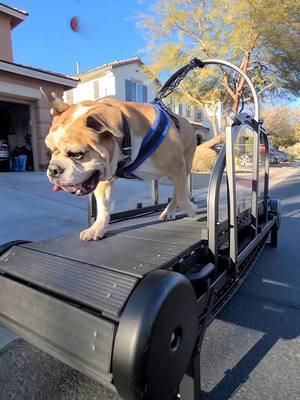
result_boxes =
[50,92,70,116]
[86,106,124,138]
[40,87,69,116]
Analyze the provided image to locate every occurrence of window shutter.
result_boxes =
[125,79,131,101]
[142,85,148,102]
[125,80,137,101]
[131,82,137,101]
[136,83,143,102]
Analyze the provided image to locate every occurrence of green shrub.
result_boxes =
[192,148,218,173]
[282,144,300,159]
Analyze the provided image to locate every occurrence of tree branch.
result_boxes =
[192,1,211,57]
[172,19,201,43]
[256,82,276,96]
[180,83,205,106]
[220,66,236,100]
[236,32,260,95]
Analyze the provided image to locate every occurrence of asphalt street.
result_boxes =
[201,163,300,400]
[0,163,299,399]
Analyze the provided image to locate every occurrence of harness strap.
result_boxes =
[115,115,132,174]
[116,104,170,179]
[152,99,180,130]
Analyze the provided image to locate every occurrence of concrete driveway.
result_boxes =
[0,172,175,244]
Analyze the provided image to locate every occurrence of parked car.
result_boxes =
[0,139,9,171]
[212,142,288,166]
[270,149,289,163]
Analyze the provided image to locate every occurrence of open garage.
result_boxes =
[0,100,32,171]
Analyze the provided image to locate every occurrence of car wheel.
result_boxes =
[239,154,250,166]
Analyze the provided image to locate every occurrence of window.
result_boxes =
[186,104,191,118]
[93,80,99,99]
[178,104,183,116]
[195,107,203,121]
[125,80,148,102]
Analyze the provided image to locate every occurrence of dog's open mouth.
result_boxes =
[53,171,100,196]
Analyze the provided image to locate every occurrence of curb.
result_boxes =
[0,327,17,352]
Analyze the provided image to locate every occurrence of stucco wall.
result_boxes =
[0,13,13,62]
[68,71,116,103]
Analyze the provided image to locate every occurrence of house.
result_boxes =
[0,2,77,171]
[64,57,158,104]
[64,57,215,141]
[168,102,219,141]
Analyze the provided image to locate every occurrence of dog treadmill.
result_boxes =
[0,59,281,400]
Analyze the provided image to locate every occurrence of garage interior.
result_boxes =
[0,100,33,172]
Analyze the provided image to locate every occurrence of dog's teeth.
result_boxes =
[76,189,81,195]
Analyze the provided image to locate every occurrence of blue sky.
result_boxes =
[11,0,149,75]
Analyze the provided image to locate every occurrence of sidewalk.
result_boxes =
[0,172,174,243]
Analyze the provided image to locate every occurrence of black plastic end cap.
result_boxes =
[0,240,31,257]
[190,57,205,69]
[112,269,198,400]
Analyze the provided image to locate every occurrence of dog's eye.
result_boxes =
[67,151,85,160]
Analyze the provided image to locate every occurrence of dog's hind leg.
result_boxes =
[160,189,177,221]
[170,161,197,218]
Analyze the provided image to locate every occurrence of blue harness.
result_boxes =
[116,102,171,179]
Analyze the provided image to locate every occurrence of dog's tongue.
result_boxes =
[53,184,62,192]
[53,183,82,193]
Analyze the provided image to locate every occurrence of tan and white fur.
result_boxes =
[45,95,197,241]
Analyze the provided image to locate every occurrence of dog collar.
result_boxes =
[115,102,171,179]
[115,114,132,174]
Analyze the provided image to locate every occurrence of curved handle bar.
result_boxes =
[156,57,260,121]
[157,58,204,98]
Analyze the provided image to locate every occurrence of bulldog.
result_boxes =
[45,94,197,240]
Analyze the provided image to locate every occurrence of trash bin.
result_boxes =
[18,155,27,172]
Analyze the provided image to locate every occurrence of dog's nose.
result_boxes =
[48,164,64,178]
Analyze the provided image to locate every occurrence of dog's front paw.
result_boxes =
[80,223,107,241]
[160,209,176,221]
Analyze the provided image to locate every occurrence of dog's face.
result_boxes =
[45,99,123,196]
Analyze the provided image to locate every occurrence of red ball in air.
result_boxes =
[70,17,79,32]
